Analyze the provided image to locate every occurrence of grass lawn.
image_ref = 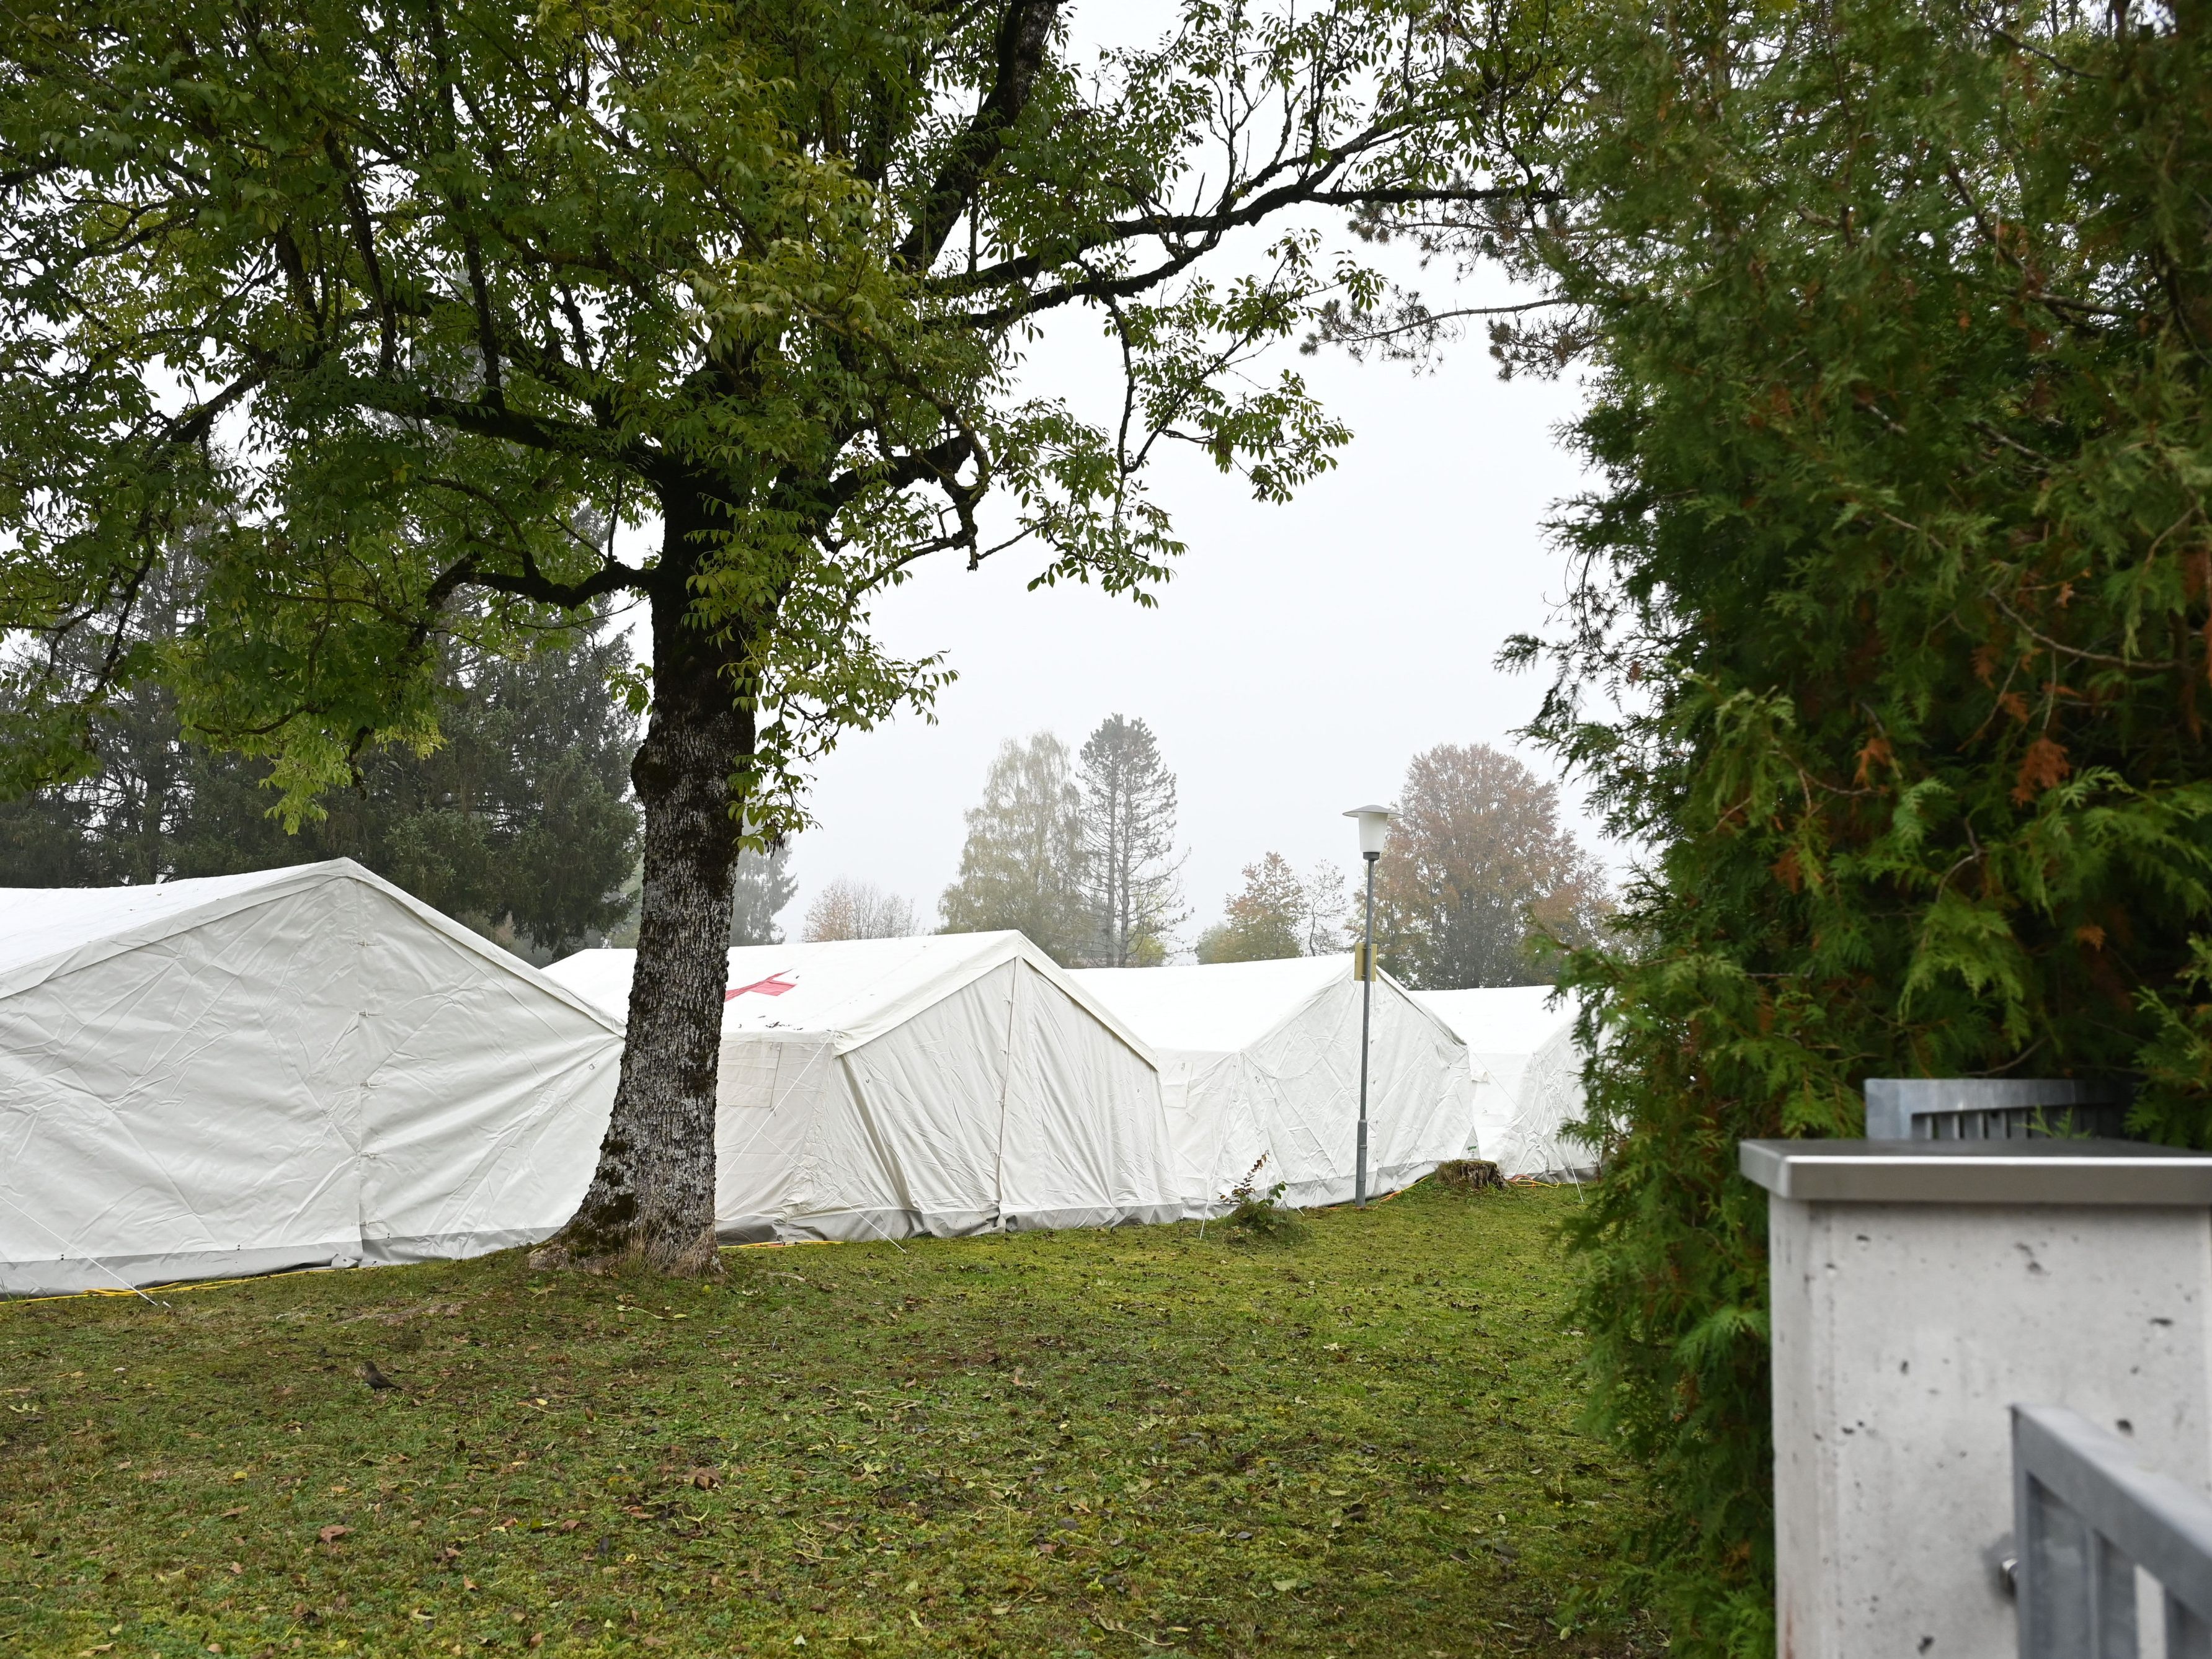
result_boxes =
[1,1181,1648,1658]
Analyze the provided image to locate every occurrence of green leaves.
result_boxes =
[0,0,1544,843]
[1512,0,2212,1645]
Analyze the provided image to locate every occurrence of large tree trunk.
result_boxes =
[534,494,751,1275]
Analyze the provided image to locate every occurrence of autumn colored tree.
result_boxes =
[1372,743,1608,989]
[1194,849,1327,969]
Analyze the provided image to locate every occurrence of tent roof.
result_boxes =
[0,859,622,1031]
[546,932,1156,1059]
[1071,956,1457,1056]
[1414,985,1576,1055]
[0,864,314,980]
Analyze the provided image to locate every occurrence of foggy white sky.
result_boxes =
[763,326,1601,944]
[625,5,1609,946]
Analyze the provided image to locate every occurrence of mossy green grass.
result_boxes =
[1,1182,1645,1657]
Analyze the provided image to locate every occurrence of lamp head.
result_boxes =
[1343,803,1394,859]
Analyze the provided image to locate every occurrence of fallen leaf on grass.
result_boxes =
[218,1506,246,1520]
[557,1519,582,1532]
[1093,1616,1173,1648]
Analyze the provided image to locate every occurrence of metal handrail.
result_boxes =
[2013,1404,2212,1657]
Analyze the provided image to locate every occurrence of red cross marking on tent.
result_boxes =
[726,974,797,1001]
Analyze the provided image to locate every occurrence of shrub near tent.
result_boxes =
[544,933,1178,1242]
[0,861,620,1296]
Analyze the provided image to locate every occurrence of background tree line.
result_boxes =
[1195,742,1609,982]
[933,716,1187,965]
[830,719,1609,985]
[0,574,642,962]
[4,637,1606,989]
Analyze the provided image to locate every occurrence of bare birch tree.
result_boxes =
[803,878,919,941]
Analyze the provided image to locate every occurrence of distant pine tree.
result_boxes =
[730,842,797,946]
[1076,715,1186,965]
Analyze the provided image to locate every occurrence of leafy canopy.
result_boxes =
[0,0,1550,838]
[937,730,1091,963]
[1372,741,1608,989]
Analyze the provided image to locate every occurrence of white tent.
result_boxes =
[1415,985,1591,1180]
[0,860,623,1297]
[1067,956,1475,1213]
[544,933,1178,1242]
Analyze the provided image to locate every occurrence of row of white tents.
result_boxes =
[0,860,1589,1296]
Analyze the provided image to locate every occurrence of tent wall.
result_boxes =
[0,866,619,1296]
[704,957,1178,1243]
[346,882,616,1261]
[1481,1023,1588,1180]
[0,881,366,1292]
[1074,959,1475,1216]
[713,1033,842,1241]
[1219,977,1472,1211]
[997,963,1179,1232]
[1414,986,1591,1180]
[778,963,1015,1242]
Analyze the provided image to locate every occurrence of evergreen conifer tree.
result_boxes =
[1505,0,2212,1643]
[0,591,641,959]
[1076,715,1185,965]
[729,844,797,947]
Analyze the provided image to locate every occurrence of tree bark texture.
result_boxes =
[535,491,752,1274]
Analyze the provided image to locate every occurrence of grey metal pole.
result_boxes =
[1356,850,1377,1208]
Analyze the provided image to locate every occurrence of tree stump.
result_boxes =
[1436,1159,1505,1193]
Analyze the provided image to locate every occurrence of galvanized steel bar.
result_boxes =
[2013,1404,2212,1658]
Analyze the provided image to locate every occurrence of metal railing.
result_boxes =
[1865,1078,2132,1142]
[2013,1404,2212,1657]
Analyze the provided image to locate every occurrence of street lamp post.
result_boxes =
[1343,804,1394,1208]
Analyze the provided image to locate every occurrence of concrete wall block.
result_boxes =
[1746,1139,2212,1659]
